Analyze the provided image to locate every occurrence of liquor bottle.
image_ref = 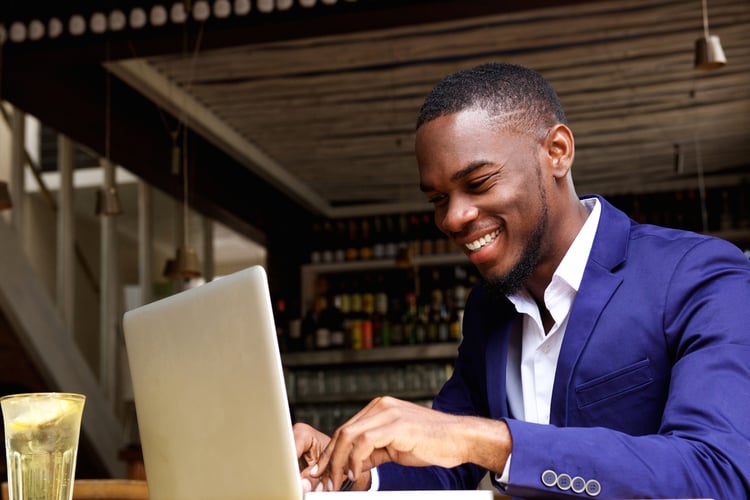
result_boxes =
[372,273,389,347]
[408,213,422,258]
[372,216,386,260]
[309,221,323,263]
[335,219,348,262]
[314,295,331,350]
[319,291,346,350]
[273,298,289,353]
[349,276,363,349]
[402,292,418,345]
[388,295,405,346]
[361,274,375,349]
[287,317,304,353]
[301,305,318,352]
[384,215,398,259]
[416,303,429,344]
[420,212,435,256]
[321,220,335,263]
[359,218,374,261]
[346,218,360,261]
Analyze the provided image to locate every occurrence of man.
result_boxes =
[294,63,750,499]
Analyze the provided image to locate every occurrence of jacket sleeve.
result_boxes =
[377,284,503,491]
[503,236,750,499]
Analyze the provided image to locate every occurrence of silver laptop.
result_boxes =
[123,265,302,500]
[124,265,494,500]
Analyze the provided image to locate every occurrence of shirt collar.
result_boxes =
[507,197,600,311]
[554,196,600,292]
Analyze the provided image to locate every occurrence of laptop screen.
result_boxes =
[123,266,302,500]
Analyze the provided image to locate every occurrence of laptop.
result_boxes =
[123,265,302,500]
[123,264,493,500]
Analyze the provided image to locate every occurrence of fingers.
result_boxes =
[293,422,329,461]
[319,397,399,487]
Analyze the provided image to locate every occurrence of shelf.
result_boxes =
[704,228,750,245]
[282,342,460,367]
[301,252,470,274]
[293,390,438,404]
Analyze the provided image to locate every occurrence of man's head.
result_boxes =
[415,63,581,299]
[416,63,567,137]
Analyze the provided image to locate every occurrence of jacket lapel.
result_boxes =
[549,195,629,426]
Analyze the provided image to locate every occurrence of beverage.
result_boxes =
[1,393,86,500]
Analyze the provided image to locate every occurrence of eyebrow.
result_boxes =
[419,160,492,193]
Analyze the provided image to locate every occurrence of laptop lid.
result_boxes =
[123,265,302,500]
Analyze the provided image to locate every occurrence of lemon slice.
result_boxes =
[7,398,76,433]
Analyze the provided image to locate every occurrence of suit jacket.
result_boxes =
[378,195,750,499]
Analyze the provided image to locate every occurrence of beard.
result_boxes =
[480,192,548,300]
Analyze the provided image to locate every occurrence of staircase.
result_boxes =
[0,217,126,477]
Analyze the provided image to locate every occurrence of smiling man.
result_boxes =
[294,63,750,499]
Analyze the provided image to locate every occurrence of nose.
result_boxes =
[439,196,478,235]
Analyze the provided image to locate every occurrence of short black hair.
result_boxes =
[416,63,567,137]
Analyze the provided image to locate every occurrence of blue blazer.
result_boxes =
[378,195,750,499]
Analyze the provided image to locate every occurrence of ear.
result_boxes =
[545,124,575,181]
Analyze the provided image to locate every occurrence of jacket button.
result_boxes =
[585,479,601,497]
[556,473,572,490]
[541,469,557,487]
[571,476,586,493]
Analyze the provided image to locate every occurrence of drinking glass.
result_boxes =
[1,393,86,500]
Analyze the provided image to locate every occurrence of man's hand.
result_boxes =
[293,422,330,492]
[311,396,512,490]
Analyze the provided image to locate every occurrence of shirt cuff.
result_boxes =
[368,467,380,491]
[495,453,511,485]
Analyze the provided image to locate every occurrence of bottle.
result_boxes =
[420,212,434,256]
[301,305,318,352]
[309,221,323,263]
[314,295,331,350]
[349,276,364,349]
[346,218,360,261]
[408,213,421,258]
[321,220,335,263]
[287,317,304,352]
[359,218,374,260]
[273,298,289,353]
[373,275,389,347]
[401,292,416,345]
[361,275,375,349]
[334,219,348,262]
[372,216,386,260]
[388,295,405,346]
[384,215,399,259]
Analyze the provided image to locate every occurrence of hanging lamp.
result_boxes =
[694,0,727,70]
[0,180,12,210]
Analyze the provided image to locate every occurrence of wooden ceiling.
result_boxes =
[2,0,749,229]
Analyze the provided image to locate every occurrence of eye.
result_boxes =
[426,193,447,205]
[466,175,492,192]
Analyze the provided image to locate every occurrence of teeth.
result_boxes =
[465,230,500,251]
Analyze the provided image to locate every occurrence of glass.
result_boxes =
[1,393,86,500]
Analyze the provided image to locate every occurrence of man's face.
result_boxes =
[416,109,550,294]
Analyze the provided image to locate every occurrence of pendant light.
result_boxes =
[164,19,205,281]
[96,45,123,216]
[0,180,12,210]
[694,0,727,70]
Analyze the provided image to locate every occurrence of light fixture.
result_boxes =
[695,0,727,70]
[163,133,202,280]
[673,143,684,174]
[164,18,203,281]
[172,246,201,279]
[95,186,122,216]
[97,44,123,217]
[0,180,12,210]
